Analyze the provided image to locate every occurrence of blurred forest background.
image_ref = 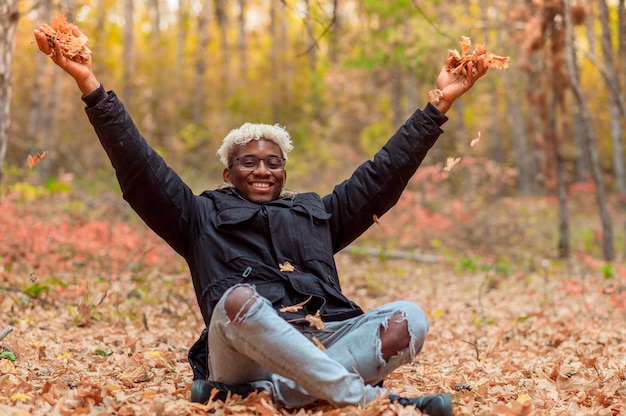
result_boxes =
[1,0,626,263]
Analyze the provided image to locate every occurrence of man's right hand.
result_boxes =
[34,26,100,96]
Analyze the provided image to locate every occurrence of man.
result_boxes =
[34,23,488,416]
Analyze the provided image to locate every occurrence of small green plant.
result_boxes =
[456,255,481,272]
[22,282,50,299]
[602,264,615,279]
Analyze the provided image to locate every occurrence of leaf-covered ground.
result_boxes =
[1,185,625,415]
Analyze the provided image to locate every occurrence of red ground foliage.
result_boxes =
[1,185,625,415]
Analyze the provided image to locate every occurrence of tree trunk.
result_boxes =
[25,0,52,165]
[192,0,212,124]
[598,0,626,195]
[617,0,626,88]
[564,0,615,261]
[177,0,187,78]
[303,0,317,73]
[94,0,107,59]
[0,0,19,186]
[238,0,248,80]
[122,0,135,108]
[553,92,569,258]
[328,0,340,65]
[215,0,231,96]
[479,0,504,164]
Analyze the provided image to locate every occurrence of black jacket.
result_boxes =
[83,85,447,379]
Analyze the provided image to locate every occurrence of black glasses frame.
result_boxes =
[228,156,286,171]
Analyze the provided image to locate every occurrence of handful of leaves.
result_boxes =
[428,36,509,104]
[447,36,510,75]
[39,14,91,61]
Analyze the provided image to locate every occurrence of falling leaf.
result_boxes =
[443,157,461,172]
[428,88,444,105]
[312,337,326,351]
[28,151,48,169]
[305,311,325,330]
[373,214,380,225]
[279,295,312,313]
[279,261,295,273]
[471,131,481,147]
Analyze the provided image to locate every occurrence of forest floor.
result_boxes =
[1,178,626,415]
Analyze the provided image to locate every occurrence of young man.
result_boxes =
[34,24,488,416]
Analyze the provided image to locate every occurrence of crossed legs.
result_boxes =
[208,284,428,407]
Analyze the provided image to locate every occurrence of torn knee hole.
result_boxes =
[380,313,410,362]
[224,286,257,321]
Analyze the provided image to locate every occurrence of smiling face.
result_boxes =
[223,139,287,204]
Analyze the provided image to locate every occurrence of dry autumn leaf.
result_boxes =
[279,261,295,272]
[27,151,48,169]
[443,156,461,172]
[118,366,149,387]
[471,131,481,148]
[305,311,325,330]
[373,214,380,225]
[312,337,326,351]
[427,88,444,105]
[279,295,313,313]
[39,14,91,61]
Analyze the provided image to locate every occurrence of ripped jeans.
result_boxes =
[207,284,429,407]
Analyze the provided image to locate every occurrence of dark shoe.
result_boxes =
[190,379,262,403]
[389,393,453,416]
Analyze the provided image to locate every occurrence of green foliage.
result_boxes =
[44,177,72,193]
[602,264,615,279]
[455,255,482,272]
[22,282,50,299]
[0,351,17,362]
[8,178,71,203]
[359,120,393,155]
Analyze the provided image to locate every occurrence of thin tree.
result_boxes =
[25,0,53,165]
[238,0,248,80]
[0,0,19,187]
[192,0,212,125]
[564,0,615,261]
[122,0,135,108]
[597,0,626,195]
[616,0,626,257]
[215,0,231,96]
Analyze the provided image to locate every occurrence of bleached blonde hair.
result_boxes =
[216,122,293,166]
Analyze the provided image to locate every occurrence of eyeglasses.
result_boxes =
[229,156,286,171]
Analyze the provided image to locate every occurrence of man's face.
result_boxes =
[223,139,287,204]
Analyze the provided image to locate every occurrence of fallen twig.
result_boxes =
[0,326,13,342]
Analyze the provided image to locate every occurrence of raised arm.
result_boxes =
[33,25,197,257]
[324,54,489,251]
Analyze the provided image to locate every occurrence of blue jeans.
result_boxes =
[207,284,429,407]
